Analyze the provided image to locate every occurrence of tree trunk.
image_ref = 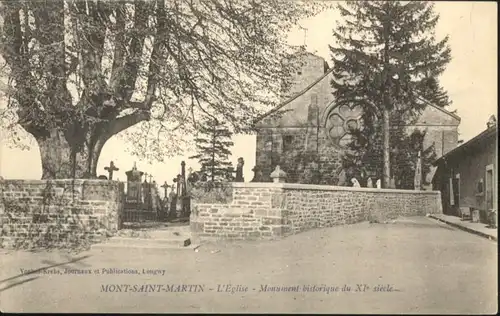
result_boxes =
[33,111,149,179]
[382,107,391,188]
[36,128,105,179]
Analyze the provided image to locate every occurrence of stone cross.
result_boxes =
[148,174,153,183]
[351,178,361,187]
[180,161,186,195]
[104,161,119,180]
[161,181,171,198]
[174,174,182,196]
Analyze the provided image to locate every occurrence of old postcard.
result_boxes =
[0,1,497,313]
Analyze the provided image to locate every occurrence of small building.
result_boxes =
[432,116,497,222]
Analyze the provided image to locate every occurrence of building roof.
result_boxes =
[433,125,497,166]
[253,53,461,126]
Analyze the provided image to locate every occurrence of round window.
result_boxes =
[325,104,363,147]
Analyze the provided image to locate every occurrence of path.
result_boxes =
[0,217,497,314]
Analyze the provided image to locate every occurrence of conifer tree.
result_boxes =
[331,1,451,187]
[417,76,453,108]
[189,118,234,182]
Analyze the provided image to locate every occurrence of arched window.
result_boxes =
[325,104,364,147]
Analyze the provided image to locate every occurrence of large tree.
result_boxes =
[0,0,325,179]
[330,1,451,188]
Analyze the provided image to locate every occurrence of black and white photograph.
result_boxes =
[0,0,497,313]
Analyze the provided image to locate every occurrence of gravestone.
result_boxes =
[161,181,171,200]
[186,167,194,193]
[173,174,182,216]
[251,166,263,182]
[389,177,396,189]
[351,178,361,187]
[160,181,171,220]
[376,179,381,189]
[142,179,151,208]
[150,180,161,220]
[125,162,144,203]
[414,151,422,190]
[180,161,187,196]
[168,186,178,219]
[235,157,244,182]
[366,177,373,188]
[337,169,347,186]
[180,161,190,218]
[104,161,119,180]
[174,174,182,197]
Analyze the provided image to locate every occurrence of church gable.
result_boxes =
[256,53,333,129]
[412,103,460,127]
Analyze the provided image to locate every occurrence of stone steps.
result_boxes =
[91,243,200,254]
[92,237,192,249]
[91,224,193,251]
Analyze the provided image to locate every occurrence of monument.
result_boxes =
[251,165,263,182]
[366,177,373,188]
[351,178,361,187]
[168,186,177,219]
[104,161,119,180]
[414,151,422,190]
[180,161,190,218]
[142,178,151,209]
[161,181,171,200]
[235,157,244,182]
[125,162,144,203]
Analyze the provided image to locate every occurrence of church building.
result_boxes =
[253,52,461,188]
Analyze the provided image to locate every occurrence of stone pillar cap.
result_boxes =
[270,165,287,179]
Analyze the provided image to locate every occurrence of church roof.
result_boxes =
[253,54,461,126]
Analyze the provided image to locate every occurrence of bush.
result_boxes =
[189,181,233,204]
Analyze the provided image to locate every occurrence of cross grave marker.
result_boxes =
[104,161,119,180]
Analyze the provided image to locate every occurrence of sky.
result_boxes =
[0,1,497,194]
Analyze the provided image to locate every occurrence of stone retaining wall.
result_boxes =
[0,179,124,249]
[190,182,443,240]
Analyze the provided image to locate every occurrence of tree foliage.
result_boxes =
[189,117,233,182]
[0,0,326,178]
[331,1,451,187]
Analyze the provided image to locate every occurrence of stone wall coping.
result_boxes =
[0,179,121,184]
[232,182,440,195]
